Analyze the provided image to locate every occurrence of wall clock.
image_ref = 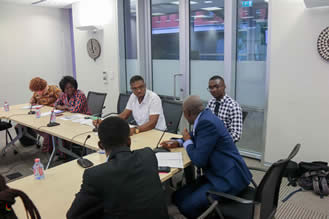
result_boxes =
[317,26,329,61]
[87,38,101,61]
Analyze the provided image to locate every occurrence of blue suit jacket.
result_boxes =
[185,109,252,194]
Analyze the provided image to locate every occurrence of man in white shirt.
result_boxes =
[121,75,166,134]
[94,75,166,135]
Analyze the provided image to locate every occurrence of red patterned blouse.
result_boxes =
[55,90,90,115]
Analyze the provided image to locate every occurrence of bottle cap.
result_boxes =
[35,158,40,163]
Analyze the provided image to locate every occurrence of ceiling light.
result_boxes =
[205,0,213,3]
[193,15,211,18]
[201,7,223,11]
[152,12,165,16]
[171,1,197,5]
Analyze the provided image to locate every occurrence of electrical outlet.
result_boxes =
[102,71,108,84]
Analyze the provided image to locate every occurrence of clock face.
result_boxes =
[317,26,329,61]
[87,39,101,61]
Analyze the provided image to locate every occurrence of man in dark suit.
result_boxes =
[67,117,169,219]
[161,96,252,218]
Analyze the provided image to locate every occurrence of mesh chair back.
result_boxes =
[117,93,135,124]
[255,144,300,219]
[117,93,131,113]
[159,94,175,101]
[87,91,107,117]
[162,99,183,134]
[242,111,248,122]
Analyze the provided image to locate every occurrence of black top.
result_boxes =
[67,146,169,219]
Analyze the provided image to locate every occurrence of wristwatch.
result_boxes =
[135,128,140,134]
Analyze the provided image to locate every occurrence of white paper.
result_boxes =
[22,105,43,109]
[80,119,94,127]
[40,110,63,117]
[60,115,84,121]
[72,118,85,123]
[156,152,184,168]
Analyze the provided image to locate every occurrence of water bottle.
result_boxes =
[50,110,56,123]
[36,107,41,118]
[4,101,9,112]
[33,158,45,180]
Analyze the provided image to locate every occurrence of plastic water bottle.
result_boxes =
[33,158,45,180]
[4,101,9,112]
[36,107,41,118]
[50,110,56,123]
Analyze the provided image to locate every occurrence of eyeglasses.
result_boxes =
[207,85,223,92]
[131,85,145,91]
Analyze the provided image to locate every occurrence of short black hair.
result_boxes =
[130,75,144,85]
[98,117,130,150]
[209,75,224,83]
[59,76,78,91]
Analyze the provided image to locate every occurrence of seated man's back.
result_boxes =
[67,117,169,219]
[89,147,167,218]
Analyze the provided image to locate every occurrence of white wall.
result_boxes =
[72,0,120,114]
[0,3,73,105]
[265,0,329,163]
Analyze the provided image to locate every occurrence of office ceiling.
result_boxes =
[0,0,81,8]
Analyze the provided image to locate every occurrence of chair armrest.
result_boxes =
[207,191,255,205]
[248,166,267,172]
[251,179,258,188]
[102,112,118,118]
[197,200,220,219]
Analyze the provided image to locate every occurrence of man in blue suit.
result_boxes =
[161,96,252,218]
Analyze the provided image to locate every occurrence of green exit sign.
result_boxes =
[242,1,253,7]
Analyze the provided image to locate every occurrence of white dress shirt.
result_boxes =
[126,89,167,131]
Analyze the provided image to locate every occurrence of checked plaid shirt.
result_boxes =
[207,95,243,142]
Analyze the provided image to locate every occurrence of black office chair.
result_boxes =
[162,99,183,134]
[117,93,130,114]
[86,91,107,117]
[198,144,301,219]
[0,120,15,156]
[108,93,135,124]
[242,111,248,123]
[159,94,175,101]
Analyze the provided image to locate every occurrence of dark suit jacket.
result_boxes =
[185,109,252,194]
[67,146,169,219]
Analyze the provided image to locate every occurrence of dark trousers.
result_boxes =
[173,176,215,219]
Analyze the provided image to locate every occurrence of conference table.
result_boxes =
[3,104,191,219]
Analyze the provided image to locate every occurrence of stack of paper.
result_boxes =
[40,110,63,117]
[80,119,94,127]
[22,105,43,109]
[60,115,84,121]
[155,152,183,168]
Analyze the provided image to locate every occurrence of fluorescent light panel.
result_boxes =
[152,12,165,16]
[171,1,197,5]
[193,15,211,18]
[201,7,223,11]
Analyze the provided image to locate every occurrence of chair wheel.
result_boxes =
[13,150,18,155]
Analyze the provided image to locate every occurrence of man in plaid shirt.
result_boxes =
[206,76,243,142]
